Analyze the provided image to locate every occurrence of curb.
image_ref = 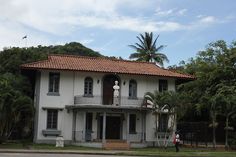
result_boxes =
[0,149,128,155]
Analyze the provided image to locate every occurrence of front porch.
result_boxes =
[66,105,149,148]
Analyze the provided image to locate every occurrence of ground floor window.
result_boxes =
[129,114,136,133]
[47,109,58,129]
[158,114,168,132]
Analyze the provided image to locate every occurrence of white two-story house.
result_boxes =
[21,54,193,148]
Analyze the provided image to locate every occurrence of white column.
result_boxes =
[102,112,106,144]
[126,112,130,143]
[72,110,77,142]
[141,112,145,143]
[83,112,86,142]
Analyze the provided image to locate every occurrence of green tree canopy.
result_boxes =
[0,42,102,142]
[172,40,236,148]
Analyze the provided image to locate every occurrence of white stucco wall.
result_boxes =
[36,70,74,142]
[35,70,177,143]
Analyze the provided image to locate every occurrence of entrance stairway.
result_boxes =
[103,140,130,150]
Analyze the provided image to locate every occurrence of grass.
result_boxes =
[0,142,236,157]
[128,147,236,157]
[0,142,100,150]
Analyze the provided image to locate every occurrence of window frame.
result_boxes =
[84,77,93,97]
[159,79,168,92]
[128,79,137,99]
[158,114,168,132]
[46,109,58,130]
[129,114,136,134]
[48,72,60,95]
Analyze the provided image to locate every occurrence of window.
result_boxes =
[129,80,137,98]
[159,79,168,92]
[86,113,93,131]
[84,77,93,96]
[47,109,58,129]
[158,114,168,132]
[129,114,136,133]
[48,72,60,93]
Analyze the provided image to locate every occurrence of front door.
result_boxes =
[99,116,121,139]
[85,113,93,141]
[103,75,119,105]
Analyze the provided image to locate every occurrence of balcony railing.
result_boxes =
[73,130,144,142]
[74,95,143,107]
[128,132,143,142]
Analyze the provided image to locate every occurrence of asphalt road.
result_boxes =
[0,153,140,157]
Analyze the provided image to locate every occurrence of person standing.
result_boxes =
[174,131,180,152]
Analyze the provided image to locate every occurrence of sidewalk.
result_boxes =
[0,148,132,155]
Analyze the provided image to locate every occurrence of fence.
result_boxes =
[177,122,210,147]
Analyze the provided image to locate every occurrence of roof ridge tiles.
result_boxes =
[164,68,196,78]
[20,58,49,67]
[49,54,157,65]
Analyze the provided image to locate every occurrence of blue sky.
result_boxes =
[0,0,235,66]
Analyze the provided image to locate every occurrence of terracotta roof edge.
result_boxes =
[20,57,50,67]
[48,54,156,65]
[163,68,196,79]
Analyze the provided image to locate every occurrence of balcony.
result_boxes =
[74,95,143,107]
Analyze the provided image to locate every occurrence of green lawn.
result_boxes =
[128,147,236,157]
[0,142,99,150]
[0,142,236,157]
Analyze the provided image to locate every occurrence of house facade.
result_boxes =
[21,54,193,148]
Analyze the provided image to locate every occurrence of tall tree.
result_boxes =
[215,85,236,149]
[0,73,34,143]
[129,32,169,66]
[173,40,236,149]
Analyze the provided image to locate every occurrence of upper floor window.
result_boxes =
[84,77,93,96]
[48,72,60,94]
[129,80,137,98]
[47,109,58,129]
[159,79,168,92]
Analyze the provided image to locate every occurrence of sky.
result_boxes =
[0,0,235,66]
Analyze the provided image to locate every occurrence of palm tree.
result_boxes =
[129,32,169,66]
[144,91,182,147]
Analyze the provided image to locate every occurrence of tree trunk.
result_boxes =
[225,116,229,149]
[155,113,160,146]
[212,112,216,149]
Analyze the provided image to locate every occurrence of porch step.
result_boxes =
[103,140,130,150]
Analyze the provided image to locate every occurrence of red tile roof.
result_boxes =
[21,54,195,79]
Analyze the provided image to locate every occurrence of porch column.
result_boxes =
[126,112,130,143]
[72,110,77,142]
[83,112,86,142]
[144,112,146,141]
[102,112,106,144]
[141,112,145,143]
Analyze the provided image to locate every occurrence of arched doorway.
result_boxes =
[102,74,120,105]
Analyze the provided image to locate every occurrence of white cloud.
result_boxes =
[80,39,94,45]
[198,16,216,24]
[0,0,160,35]
[155,7,187,17]
[0,0,232,50]
[178,9,187,15]
[155,8,174,16]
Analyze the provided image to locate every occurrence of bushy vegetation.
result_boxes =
[0,42,102,142]
[169,40,236,148]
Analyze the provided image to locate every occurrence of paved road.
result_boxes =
[0,153,140,157]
